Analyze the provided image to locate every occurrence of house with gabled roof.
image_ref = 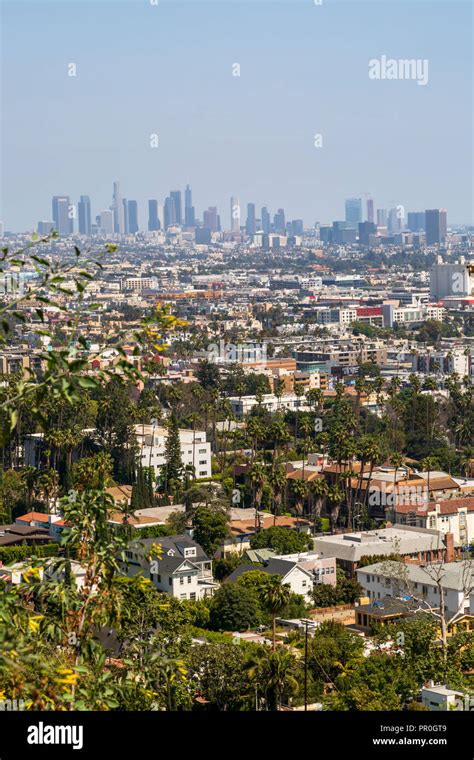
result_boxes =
[119,534,218,600]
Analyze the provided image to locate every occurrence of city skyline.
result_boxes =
[1,0,472,231]
[35,182,453,239]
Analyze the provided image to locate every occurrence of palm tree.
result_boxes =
[327,483,344,534]
[291,478,308,525]
[262,576,292,650]
[420,456,440,502]
[274,378,285,410]
[249,461,267,529]
[247,649,299,711]
[309,477,328,534]
[269,466,286,524]
[389,452,405,514]
[246,416,265,463]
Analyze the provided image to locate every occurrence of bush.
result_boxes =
[250,526,313,554]
[0,543,60,564]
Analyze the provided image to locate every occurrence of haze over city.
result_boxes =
[1,0,472,231]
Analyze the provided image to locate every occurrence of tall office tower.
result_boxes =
[388,207,403,235]
[358,221,377,245]
[246,203,256,235]
[345,197,363,225]
[230,196,240,232]
[52,196,73,235]
[367,198,374,224]
[122,199,129,234]
[170,191,182,225]
[78,195,91,235]
[273,208,285,233]
[37,221,55,236]
[407,211,426,232]
[203,206,218,231]
[112,181,124,234]
[376,208,387,227]
[148,200,160,231]
[127,200,138,234]
[184,185,195,226]
[425,209,447,245]
[261,206,270,234]
[99,210,114,235]
[164,196,176,229]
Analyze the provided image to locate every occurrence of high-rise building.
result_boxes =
[164,196,176,229]
[388,207,403,235]
[273,208,285,233]
[37,221,55,236]
[148,200,160,231]
[99,210,114,235]
[127,201,138,233]
[358,221,376,245]
[230,196,240,232]
[246,203,256,235]
[112,181,124,234]
[122,199,129,234]
[407,212,425,232]
[367,198,374,224]
[184,185,195,227]
[261,206,270,234]
[425,209,447,245]
[52,196,72,236]
[170,191,182,226]
[345,198,363,225]
[78,196,91,235]
[203,206,218,231]
[376,208,388,227]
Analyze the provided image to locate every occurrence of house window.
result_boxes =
[187,575,192,583]
[302,580,307,587]
[199,471,207,476]
[168,578,172,585]
[180,593,186,599]
[180,577,184,585]
[190,592,196,601]
[199,460,207,465]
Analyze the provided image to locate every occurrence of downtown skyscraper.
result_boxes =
[112,181,124,234]
[184,185,195,227]
[230,196,240,232]
[345,197,363,225]
[52,196,73,236]
[78,196,91,235]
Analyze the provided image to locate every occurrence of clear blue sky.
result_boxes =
[1,0,472,231]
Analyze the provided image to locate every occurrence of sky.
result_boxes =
[1,0,473,232]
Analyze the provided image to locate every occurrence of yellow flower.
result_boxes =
[28,615,44,633]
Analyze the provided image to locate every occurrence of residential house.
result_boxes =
[119,534,218,600]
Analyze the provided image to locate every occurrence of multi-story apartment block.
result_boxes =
[134,424,212,480]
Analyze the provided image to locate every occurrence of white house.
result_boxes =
[119,534,218,601]
[227,558,316,603]
[134,424,212,480]
[356,560,474,619]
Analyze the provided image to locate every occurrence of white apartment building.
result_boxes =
[134,424,212,480]
[228,393,310,417]
[356,560,474,618]
[393,497,474,547]
[430,257,474,300]
[411,347,470,377]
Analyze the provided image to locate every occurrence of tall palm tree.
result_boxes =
[269,466,286,524]
[262,576,292,650]
[327,483,344,534]
[249,461,267,529]
[309,477,328,534]
[291,478,308,525]
[420,456,439,503]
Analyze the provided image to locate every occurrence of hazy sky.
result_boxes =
[1,0,472,231]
